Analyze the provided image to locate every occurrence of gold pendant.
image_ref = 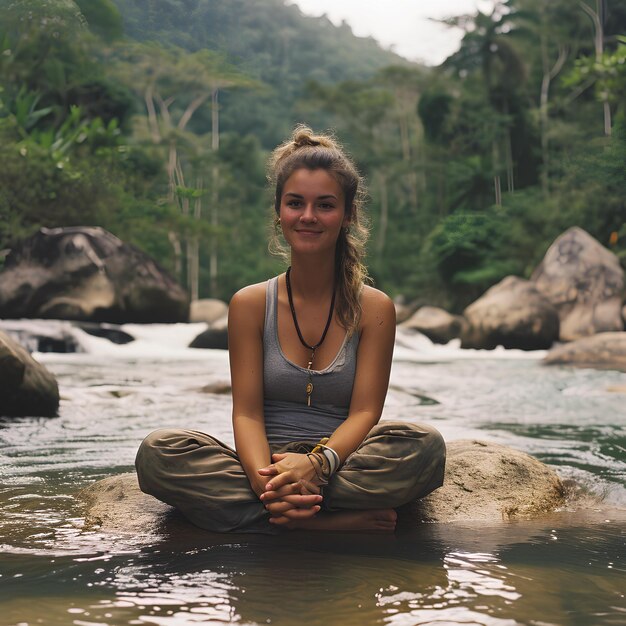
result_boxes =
[306,381,313,406]
[306,349,315,407]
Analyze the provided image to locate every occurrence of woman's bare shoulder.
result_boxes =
[230,280,268,308]
[228,280,271,330]
[360,284,396,327]
[228,281,268,322]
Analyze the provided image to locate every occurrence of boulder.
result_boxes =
[461,276,559,350]
[401,306,467,344]
[190,299,228,324]
[189,314,228,350]
[0,226,189,323]
[80,473,171,534]
[79,440,565,531]
[0,330,60,417]
[543,332,626,372]
[411,440,565,522]
[189,327,228,350]
[531,227,624,341]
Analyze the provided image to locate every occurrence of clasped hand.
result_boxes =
[258,452,324,525]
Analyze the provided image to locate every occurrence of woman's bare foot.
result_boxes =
[285,508,397,532]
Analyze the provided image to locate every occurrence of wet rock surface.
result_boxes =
[0,226,189,323]
[411,440,565,523]
[531,227,624,341]
[0,330,60,417]
[461,276,559,350]
[543,332,626,372]
[79,439,566,531]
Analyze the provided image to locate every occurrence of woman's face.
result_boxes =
[279,168,350,256]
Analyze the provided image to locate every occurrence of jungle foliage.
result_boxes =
[1,0,624,308]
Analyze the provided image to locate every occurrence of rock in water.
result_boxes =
[531,227,624,341]
[462,276,559,350]
[80,440,565,530]
[80,474,172,534]
[400,306,467,344]
[543,332,626,372]
[412,440,565,522]
[0,227,189,323]
[190,299,228,324]
[189,314,228,350]
[0,331,59,417]
[188,327,229,350]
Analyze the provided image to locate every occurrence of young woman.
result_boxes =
[135,126,445,533]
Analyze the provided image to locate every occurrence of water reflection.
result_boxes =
[378,550,524,626]
[2,514,626,626]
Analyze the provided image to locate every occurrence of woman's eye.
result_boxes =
[319,203,335,210]
[286,200,302,208]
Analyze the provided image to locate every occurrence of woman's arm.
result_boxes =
[325,287,396,461]
[229,284,323,519]
[228,284,272,497]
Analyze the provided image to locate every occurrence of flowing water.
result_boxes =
[1,324,625,626]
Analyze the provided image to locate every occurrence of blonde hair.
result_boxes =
[268,125,370,334]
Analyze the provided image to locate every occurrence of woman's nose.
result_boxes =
[300,204,317,222]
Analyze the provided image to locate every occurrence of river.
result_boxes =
[1,323,625,626]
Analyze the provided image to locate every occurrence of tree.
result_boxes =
[442,2,531,203]
[110,42,256,298]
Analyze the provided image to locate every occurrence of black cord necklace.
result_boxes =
[285,266,336,406]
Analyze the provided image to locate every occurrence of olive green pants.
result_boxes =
[135,421,445,534]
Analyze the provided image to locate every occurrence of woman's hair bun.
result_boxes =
[291,124,336,150]
[269,124,338,174]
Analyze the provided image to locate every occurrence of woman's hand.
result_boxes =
[258,452,324,525]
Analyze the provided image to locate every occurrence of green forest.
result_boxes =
[1,0,625,311]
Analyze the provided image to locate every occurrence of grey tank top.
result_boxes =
[263,276,359,444]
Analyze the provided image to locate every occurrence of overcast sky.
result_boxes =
[290,0,496,66]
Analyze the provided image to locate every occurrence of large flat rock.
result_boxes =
[80,440,566,532]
